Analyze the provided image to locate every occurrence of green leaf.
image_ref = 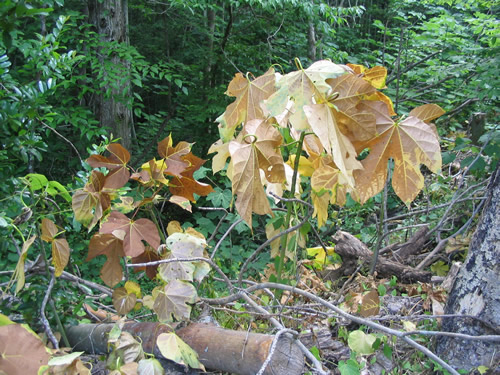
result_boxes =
[156,333,205,371]
[47,181,71,202]
[338,359,361,375]
[348,330,376,355]
[24,173,48,190]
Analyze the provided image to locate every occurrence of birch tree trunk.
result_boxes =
[435,164,500,371]
[87,0,133,149]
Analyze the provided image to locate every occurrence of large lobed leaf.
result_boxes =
[228,119,285,228]
[100,211,160,258]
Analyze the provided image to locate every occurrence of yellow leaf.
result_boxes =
[167,221,183,236]
[364,91,397,116]
[208,140,230,174]
[306,246,335,270]
[263,60,349,131]
[13,236,36,294]
[52,238,70,277]
[409,103,445,124]
[287,155,315,177]
[311,190,330,228]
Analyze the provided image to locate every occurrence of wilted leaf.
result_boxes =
[100,211,160,258]
[168,153,213,202]
[13,236,36,294]
[169,195,192,212]
[167,221,183,236]
[153,280,198,322]
[159,237,209,283]
[348,330,376,355]
[87,143,131,189]
[264,60,348,131]
[409,103,445,124]
[88,234,125,287]
[229,119,285,228]
[360,289,380,317]
[158,135,191,177]
[208,140,231,174]
[72,171,111,230]
[0,324,50,375]
[112,287,137,315]
[157,333,205,371]
[354,114,441,204]
[218,67,276,139]
[137,358,164,375]
[52,238,70,277]
[41,218,58,242]
[132,246,160,280]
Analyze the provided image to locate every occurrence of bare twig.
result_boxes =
[41,271,58,349]
[206,282,461,375]
[210,217,244,260]
[40,120,83,164]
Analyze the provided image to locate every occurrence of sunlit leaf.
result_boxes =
[354,114,441,204]
[229,119,285,228]
[348,330,376,355]
[218,67,276,140]
[157,333,205,370]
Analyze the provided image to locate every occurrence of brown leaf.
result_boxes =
[132,247,161,280]
[409,103,445,124]
[0,324,50,374]
[360,290,380,317]
[52,238,70,277]
[72,171,111,230]
[158,135,191,177]
[228,119,285,228]
[152,280,198,322]
[41,218,58,242]
[355,115,441,204]
[87,143,131,189]
[221,67,276,131]
[113,287,137,315]
[88,233,125,287]
[100,211,160,258]
[168,153,213,202]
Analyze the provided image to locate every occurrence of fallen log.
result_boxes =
[66,322,304,375]
[323,231,432,283]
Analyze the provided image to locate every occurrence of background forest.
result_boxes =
[0,0,499,374]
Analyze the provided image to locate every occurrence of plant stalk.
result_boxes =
[276,131,306,282]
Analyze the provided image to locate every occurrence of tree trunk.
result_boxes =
[87,0,133,149]
[435,164,500,371]
[65,322,304,375]
[307,20,316,62]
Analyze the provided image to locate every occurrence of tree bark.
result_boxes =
[66,322,304,375]
[87,0,133,149]
[435,164,500,371]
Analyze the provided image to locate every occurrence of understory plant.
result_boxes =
[208,58,445,280]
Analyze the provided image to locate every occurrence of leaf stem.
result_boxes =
[276,131,306,282]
